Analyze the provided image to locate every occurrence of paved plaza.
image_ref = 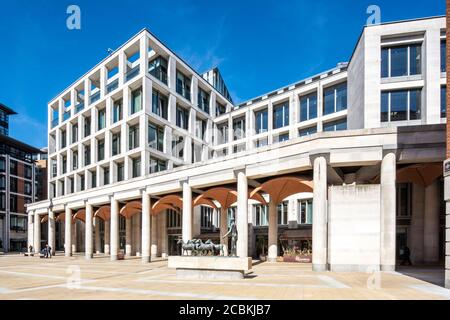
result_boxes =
[0,254,449,300]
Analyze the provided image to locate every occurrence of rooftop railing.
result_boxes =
[106,79,119,94]
[126,65,140,82]
[51,118,59,128]
[89,91,101,104]
[75,102,84,114]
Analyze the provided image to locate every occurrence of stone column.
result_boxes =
[71,221,77,253]
[220,207,228,256]
[125,217,132,257]
[312,155,327,271]
[104,219,110,255]
[236,170,248,257]
[268,200,278,263]
[151,215,158,258]
[28,211,33,252]
[160,212,167,258]
[182,181,192,243]
[110,198,119,261]
[33,212,41,254]
[142,192,151,263]
[410,184,425,264]
[94,217,101,254]
[64,206,72,257]
[48,209,55,255]
[133,213,141,256]
[85,203,93,259]
[424,180,440,263]
[380,152,396,271]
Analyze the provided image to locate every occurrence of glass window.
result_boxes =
[72,151,78,170]
[98,109,106,130]
[197,88,210,113]
[117,163,124,182]
[84,117,91,137]
[233,117,245,140]
[112,133,121,156]
[112,99,122,123]
[299,92,317,122]
[72,124,78,143]
[176,105,189,130]
[176,71,191,101]
[172,134,184,159]
[441,86,446,118]
[61,130,67,149]
[273,102,289,129]
[148,56,168,84]
[381,89,421,122]
[274,133,289,143]
[148,123,164,151]
[298,199,313,224]
[103,167,109,185]
[256,137,268,148]
[254,204,268,226]
[216,101,226,116]
[149,157,167,174]
[129,125,139,150]
[299,126,317,137]
[381,44,422,78]
[131,88,142,114]
[277,201,288,225]
[441,40,446,73]
[91,171,97,188]
[97,139,105,161]
[396,183,411,217]
[255,109,268,134]
[152,90,168,119]
[323,83,347,115]
[323,118,347,132]
[195,118,207,140]
[217,122,228,144]
[84,145,91,166]
[132,157,141,178]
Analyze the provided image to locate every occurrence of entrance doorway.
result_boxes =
[168,234,181,256]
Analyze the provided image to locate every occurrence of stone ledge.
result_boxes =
[168,256,252,272]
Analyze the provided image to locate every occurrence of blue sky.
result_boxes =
[0,0,445,148]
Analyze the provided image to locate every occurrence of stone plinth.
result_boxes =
[168,256,252,280]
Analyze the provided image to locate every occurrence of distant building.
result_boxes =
[0,103,41,252]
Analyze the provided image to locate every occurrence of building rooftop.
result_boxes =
[0,102,18,115]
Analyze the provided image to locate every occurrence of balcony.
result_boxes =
[75,102,84,114]
[51,118,59,128]
[89,91,101,104]
[126,65,140,82]
[106,79,119,94]
[150,68,168,85]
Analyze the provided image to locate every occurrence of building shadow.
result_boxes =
[396,265,445,287]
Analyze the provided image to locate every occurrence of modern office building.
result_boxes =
[27,16,447,279]
[0,104,42,252]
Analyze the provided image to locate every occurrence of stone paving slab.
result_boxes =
[0,254,449,300]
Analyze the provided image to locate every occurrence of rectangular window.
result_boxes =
[61,130,67,149]
[381,89,422,122]
[200,206,214,229]
[381,44,422,78]
[298,199,313,224]
[255,109,268,134]
[98,109,106,130]
[84,117,91,137]
[195,118,207,140]
[24,165,32,179]
[256,137,268,148]
[103,167,110,185]
[176,71,191,101]
[233,143,246,154]
[97,139,105,161]
[441,86,446,118]
[72,124,78,143]
[441,40,446,73]
[277,201,288,225]
[233,117,246,140]
[197,87,210,114]
[299,92,317,122]
[323,82,347,115]
[24,181,32,196]
[112,133,121,156]
[91,171,97,188]
[148,123,164,151]
[149,157,167,174]
[72,151,78,170]
[132,157,141,178]
[172,134,184,159]
[148,56,168,84]
[152,90,168,119]
[217,122,229,144]
[273,102,289,129]
[112,99,123,123]
[61,156,67,174]
[10,177,17,193]
[176,105,189,130]
[274,133,289,143]
[323,118,347,132]
[167,209,181,228]
[117,163,124,182]
[254,204,268,226]
[128,125,139,150]
[396,183,411,217]
[131,88,142,114]
[80,174,85,191]
[299,126,317,137]
[84,145,91,166]
[216,101,226,116]
[10,195,17,212]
